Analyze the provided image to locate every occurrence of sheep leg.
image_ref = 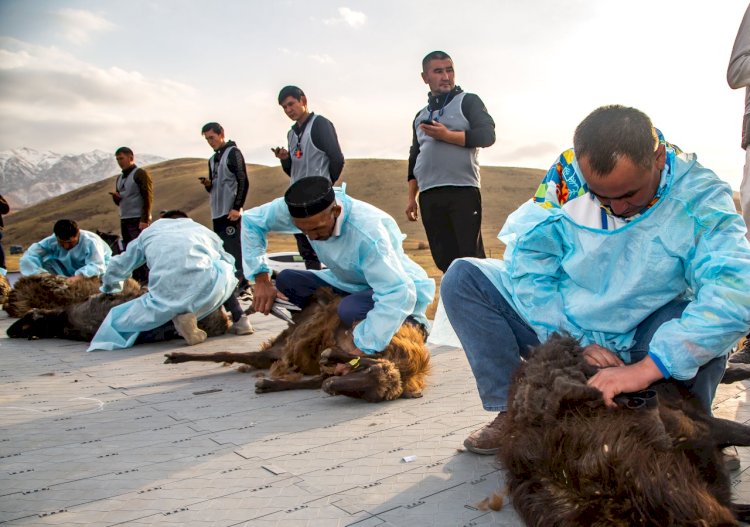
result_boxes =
[319,347,381,368]
[732,503,750,522]
[255,375,328,393]
[709,416,750,447]
[721,364,750,384]
[164,349,283,369]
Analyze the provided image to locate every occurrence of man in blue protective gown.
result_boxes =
[20,219,111,280]
[88,211,251,351]
[243,176,435,356]
[441,105,750,459]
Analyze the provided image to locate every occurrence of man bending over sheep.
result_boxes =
[442,105,750,464]
[20,219,111,281]
[88,210,252,351]
[243,176,435,359]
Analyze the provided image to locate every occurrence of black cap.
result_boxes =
[284,177,335,218]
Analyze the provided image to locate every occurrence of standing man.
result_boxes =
[728,3,750,363]
[201,122,250,289]
[406,51,496,273]
[0,194,8,270]
[272,85,345,270]
[110,146,152,284]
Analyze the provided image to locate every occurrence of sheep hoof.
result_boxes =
[164,353,186,364]
[255,378,274,393]
[400,391,423,399]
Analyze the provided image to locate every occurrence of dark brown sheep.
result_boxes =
[4,274,103,318]
[164,288,431,402]
[497,333,750,526]
[7,277,229,342]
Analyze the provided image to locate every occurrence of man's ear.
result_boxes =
[332,204,342,218]
[655,143,667,171]
[301,95,308,107]
[421,71,429,84]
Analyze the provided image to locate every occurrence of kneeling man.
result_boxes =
[441,105,750,456]
[20,219,111,280]
[244,177,435,356]
[88,211,252,351]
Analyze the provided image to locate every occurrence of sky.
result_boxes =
[0,0,748,190]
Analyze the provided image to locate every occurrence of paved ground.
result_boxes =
[1,306,750,527]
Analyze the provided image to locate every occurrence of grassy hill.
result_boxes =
[3,158,543,285]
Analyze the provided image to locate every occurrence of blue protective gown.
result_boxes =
[88,218,238,351]
[465,152,750,380]
[241,186,436,354]
[20,230,111,278]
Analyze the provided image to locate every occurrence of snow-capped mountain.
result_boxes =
[0,148,165,209]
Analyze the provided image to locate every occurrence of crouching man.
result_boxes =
[442,105,750,461]
[88,210,253,351]
[243,176,435,357]
[20,219,111,281]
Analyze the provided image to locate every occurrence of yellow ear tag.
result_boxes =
[348,357,360,368]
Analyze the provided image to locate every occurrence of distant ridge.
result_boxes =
[0,148,165,209]
[3,158,543,258]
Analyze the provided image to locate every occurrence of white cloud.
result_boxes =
[309,53,335,64]
[0,38,202,157]
[54,8,115,45]
[323,7,366,28]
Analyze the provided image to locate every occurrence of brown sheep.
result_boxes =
[4,274,104,318]
[496,333,750,526]
[7,277,229,342]
[0,273,10,306]
[164,288,431,402]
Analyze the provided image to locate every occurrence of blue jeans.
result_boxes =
[441,260,726,414]
[275,269,374,326]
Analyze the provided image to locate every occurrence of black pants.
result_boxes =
[213,216,247,287]
[121,218,149,284]
[294,233,322,270]
[0,230,5,270]
[418,185,485,273]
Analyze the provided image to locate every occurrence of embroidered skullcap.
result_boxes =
[284,177,335,218]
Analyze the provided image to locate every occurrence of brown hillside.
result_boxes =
[3,159,542,260]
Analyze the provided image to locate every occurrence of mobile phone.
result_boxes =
[420,119,435,126]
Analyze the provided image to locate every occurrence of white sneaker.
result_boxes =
[172,313,208,346]
[231,314,254,335]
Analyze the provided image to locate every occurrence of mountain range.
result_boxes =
[1,158,545,278]
[0,148,165,209]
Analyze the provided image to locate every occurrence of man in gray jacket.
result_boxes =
[406,51,496,273]
[110,146,152,283]
[272,86,344,270]
[201,122,250,290]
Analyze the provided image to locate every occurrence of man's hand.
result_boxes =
[227,209,241,221]
[199,177,211,189]
[271,147,290,160]
[419,120,465,146]
[587,356,664,408]
[582,344,625,368]
[405,200,418,221]
[251,273,287,315]
[138,221,150,230]
[109,191,121,205]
